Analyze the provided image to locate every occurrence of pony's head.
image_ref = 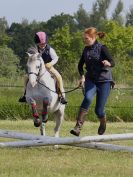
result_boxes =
[27,46,45,87]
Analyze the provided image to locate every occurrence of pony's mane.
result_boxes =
[27,46,38,55]
[27,46,41,63]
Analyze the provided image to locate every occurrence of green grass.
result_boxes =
[0,120,133,177]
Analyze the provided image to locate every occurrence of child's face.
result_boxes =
[37,43,46,49]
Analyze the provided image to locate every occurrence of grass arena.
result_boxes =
[0,86,133,177]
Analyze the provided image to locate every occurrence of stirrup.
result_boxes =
[59,96,68,104]
[18,95,26,103]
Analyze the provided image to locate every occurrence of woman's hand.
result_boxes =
[102,60,111,67]
[78,75,85,87]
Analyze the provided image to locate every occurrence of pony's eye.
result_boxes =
[36,66,40,69]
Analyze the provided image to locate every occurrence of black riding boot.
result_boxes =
[70,108,87,136]
[58,89,67,104]
[19,77,29,103]
[59,95,68,104]
[19,90,26,102]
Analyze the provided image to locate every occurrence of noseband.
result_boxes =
[28,72,39,77]
[28,59,46,80]
[28,58,43,79]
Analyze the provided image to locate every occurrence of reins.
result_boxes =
[37,80,81,94]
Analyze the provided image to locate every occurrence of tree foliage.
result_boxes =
[49,25,83,82]
[46,13,78,34]
[74,4,90,30]
[100,21,133,83]
[89,0,111,29]
[0,1,133,84]
[126,7,133,26]
[8,23,35,69]
[0,46,20,77]
[112,0,124,25]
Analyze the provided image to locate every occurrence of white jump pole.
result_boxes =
[0,139,133,152]
[71,142,133,152]
[0,130,133,143]
[0,130,133,148]
[0,129,50,140]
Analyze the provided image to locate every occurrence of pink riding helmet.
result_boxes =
[34,31,47,44]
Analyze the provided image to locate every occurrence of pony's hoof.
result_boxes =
[34,118,41,127]
[70,129,80,136]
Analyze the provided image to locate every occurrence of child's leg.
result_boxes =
[46,66,67,104]
[48,66,64,94]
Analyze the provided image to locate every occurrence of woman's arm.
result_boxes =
[78,50,85,76]
[101,45,115,67]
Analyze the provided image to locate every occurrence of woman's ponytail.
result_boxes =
[97,32,106,39]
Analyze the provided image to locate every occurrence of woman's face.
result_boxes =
[84,34,96,46]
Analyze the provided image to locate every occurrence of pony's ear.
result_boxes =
[26,52,33,57]
[26,46,38,57]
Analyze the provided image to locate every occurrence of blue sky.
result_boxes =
[0,0,133,26]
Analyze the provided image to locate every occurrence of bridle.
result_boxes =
[28,58,46,80]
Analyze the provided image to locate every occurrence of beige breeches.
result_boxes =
[47,66,64,94]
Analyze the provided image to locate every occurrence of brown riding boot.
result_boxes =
[98,117,106,135]
[70,109,87,136]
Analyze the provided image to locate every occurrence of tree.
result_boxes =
[125,6,133,26]
[89,0,112,30]
[21,18,29,27]
[111,0,124,26]
[101,21,133,83]
[0,17,8,34]
[0,33,11,46]
[46,13,78,34]
[49,25,83,82]
[74,4,90,30]
[8,23,35,69]
[0,17,11,46]
[0,46,20,78]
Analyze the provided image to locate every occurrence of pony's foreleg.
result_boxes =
[31,103,41,127]
[40,99,49,136]
[53,108,64,149]
[54,108,64,138]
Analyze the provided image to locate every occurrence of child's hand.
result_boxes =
[45,62,52,69]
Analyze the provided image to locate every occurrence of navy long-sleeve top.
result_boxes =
[78,41,115,82]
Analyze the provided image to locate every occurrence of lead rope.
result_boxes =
[37,80,81,94]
